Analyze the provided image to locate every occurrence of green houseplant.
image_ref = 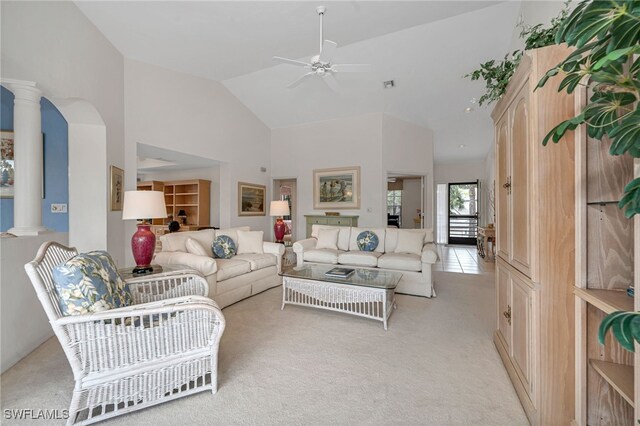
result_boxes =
[536,0,640,354]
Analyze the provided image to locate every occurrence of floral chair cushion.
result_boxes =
[211,235,236,259]
[52,251,132,316]
[356,231,379,252]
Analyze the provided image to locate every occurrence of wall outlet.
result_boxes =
[51,203,67,213]
[366,207,372,213]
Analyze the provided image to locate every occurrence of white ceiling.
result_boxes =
[76,1,521,163]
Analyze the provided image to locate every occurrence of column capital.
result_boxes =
[1,79,42,103]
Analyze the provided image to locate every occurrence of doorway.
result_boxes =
[273,179,297,244]
[386,173,425,229]
[448,181,478,245]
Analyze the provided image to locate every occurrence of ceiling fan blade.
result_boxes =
[287,72,315,89]
[273,56,311,68]
[323,73,339,92]
[331,64,372,73]
[318,40,338,63]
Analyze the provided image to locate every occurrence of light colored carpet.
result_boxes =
[1,271,527,425]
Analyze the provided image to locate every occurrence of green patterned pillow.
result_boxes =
[52,251,132,316]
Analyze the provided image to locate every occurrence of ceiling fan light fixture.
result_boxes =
[383,80,395,89]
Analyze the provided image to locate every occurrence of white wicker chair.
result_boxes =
[24,241,226,425]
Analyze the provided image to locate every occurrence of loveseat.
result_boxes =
[293,225,438,297]
[154,227,284,308]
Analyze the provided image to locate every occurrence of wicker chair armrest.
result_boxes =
[126,272,209,304]
[54,297,225,377]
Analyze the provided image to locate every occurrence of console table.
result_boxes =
[477,226,495,260]
[304,215,358,238]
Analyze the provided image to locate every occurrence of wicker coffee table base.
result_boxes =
[281,276,396,330]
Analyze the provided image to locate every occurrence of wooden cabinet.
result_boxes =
[492,45,578,425]
[305,215,358,238]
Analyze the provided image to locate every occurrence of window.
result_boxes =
[387,190,402,216]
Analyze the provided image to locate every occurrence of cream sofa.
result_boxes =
[293,225,438,297]
[154,227,285,308]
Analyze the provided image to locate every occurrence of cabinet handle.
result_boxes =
[502,177,512,194]
[503,305,512,325]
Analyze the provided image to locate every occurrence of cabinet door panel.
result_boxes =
[497,259,511,350]
[510,86,531,276]
[496,116,510,261]
[511,272,533,396]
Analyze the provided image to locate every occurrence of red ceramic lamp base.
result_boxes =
[131,224,156,274]
[274,218,286,243]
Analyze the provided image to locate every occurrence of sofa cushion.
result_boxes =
[215,226,251,247]
[185,237,210,257]
[52,251,132,316]
[394,231,425,256]
[349,227,386,253]
[160,229,216,252]
[236,230,264,254]
[215,258,251,281]
[377,253,422,272]
[385,228,429,253]
[311,225,351,251]
[234,253,277,271]
[303,249,344,264]
[212,235,237,259]
[338,251,381,267]
[316,228,339,250]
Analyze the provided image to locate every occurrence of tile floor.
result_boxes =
[433,244,495,274]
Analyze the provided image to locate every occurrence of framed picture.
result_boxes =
[0,130,14,198]
[238,182,266,216]
[313,166,361,210]
[110,165,124,211]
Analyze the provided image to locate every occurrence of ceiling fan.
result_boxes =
[272,6,371,90]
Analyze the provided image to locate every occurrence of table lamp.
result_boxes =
[270,200,290,243]
[122,190,167,274]
[177,209,187,225]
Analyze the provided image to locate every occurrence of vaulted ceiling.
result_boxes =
[76,1,521,163]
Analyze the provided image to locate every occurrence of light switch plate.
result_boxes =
[51,203,67,213]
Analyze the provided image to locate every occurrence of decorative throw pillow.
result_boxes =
[236,230,264,254]
[356,231,379,252]
[52,251,132,316]
[316,228,340,250]
[394,231,425,256]
[185,237,210,257]
[211,235,236,259]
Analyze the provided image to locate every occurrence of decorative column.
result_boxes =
[4,79,48,236]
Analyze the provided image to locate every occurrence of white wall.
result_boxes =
[434,160,485,185]
[139,167,221,228]
[271,113,384,236]
[1,1,126,264]
[1,233,68,373]
[124,59,272,238]
[382,114,434,228]
[271,113,434,237]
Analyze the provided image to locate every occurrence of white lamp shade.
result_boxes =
[122,190,167,220]
[270,200,290,217]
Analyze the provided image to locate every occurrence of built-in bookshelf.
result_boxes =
[574,120,638,424]
[138,179,210,226]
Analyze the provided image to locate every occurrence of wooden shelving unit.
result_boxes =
[161,179,211,227]
[574,100,637,424]
[136,180,165,225]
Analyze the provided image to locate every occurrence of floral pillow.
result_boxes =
[357,231,379,252]
[211,235,236,259]
[52,251,132,316]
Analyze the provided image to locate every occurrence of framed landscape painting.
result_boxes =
[238,182,266,216]
[313,166,360,210]
[0,130,14,198]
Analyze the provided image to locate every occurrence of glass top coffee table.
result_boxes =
[280,264,402,330]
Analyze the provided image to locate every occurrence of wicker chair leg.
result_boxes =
[67,386,82,426]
